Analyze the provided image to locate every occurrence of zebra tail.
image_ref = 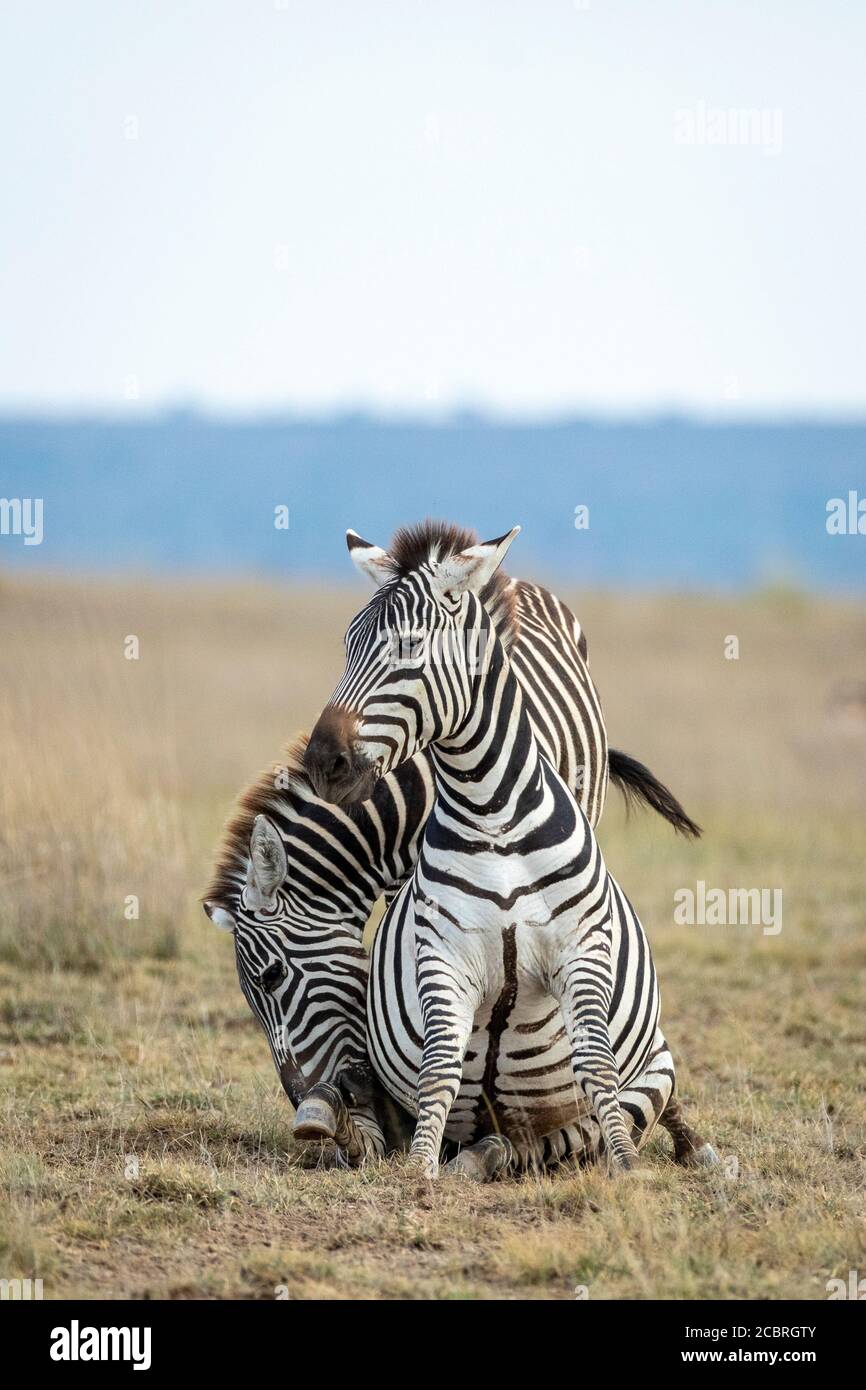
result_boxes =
[607,748,702,839]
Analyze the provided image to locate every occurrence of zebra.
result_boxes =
[204,537,705,1173]
[301,520,717,1176]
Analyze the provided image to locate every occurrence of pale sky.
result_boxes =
[1,0,864,417]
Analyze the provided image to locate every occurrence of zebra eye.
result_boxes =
[259,962,286,994]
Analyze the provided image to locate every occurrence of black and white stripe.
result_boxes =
[303,523,716,1175]
[205,534,709,1173]
[204,564,613,1163]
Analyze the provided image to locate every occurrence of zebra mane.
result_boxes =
[203,732,311,908]
[385,518,520,649]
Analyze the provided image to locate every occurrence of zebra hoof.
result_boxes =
[603,1145,644,1178]
[604,1148,640,1177]
[618,1166,661,1184]
[292,1090,338,1143]
[678,1142,720,1169]
[443,1136,514,1183]
[406,1154,439,1181]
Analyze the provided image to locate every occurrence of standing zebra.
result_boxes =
[303,521,717,1176]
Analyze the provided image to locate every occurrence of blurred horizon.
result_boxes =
[6,404,866,427]
[2,412,864,592]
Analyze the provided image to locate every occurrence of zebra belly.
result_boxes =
[367,870,660,1146]
[367,906,589,1144]
[452,981,592,1143]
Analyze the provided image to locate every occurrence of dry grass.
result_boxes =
[1,572,864,1299]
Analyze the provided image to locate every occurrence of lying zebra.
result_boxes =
[204,534,709,1173]
[301,521,717,1176]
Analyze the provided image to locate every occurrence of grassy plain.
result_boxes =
[1,573,864,1298]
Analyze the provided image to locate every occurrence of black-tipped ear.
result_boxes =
[346,530,393,588]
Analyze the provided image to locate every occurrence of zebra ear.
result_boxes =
[248,814,287,901]
[346,530,393,588]
[203,901,236,932]
[434,526,520,597]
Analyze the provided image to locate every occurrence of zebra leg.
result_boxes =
[659,1089,719,1168]
[556,966,639,1174]
[617,1032,718,1167]
[617,1029,676,1152]
[292,1081,385,1166]
[616,1027,719,1167]
[567,1041,638,1173]
[408,986,477,1179]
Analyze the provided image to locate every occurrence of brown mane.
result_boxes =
[202,732,310,908]
[387,519,479,574]
[384,518,519,647]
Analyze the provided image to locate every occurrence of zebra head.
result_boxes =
[304,521,520,807]
[203,789,373,1107]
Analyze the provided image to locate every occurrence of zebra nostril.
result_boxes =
[329,752,350,778]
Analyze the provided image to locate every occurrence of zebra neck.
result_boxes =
[362,754,435,891]
[430,660,545,828]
